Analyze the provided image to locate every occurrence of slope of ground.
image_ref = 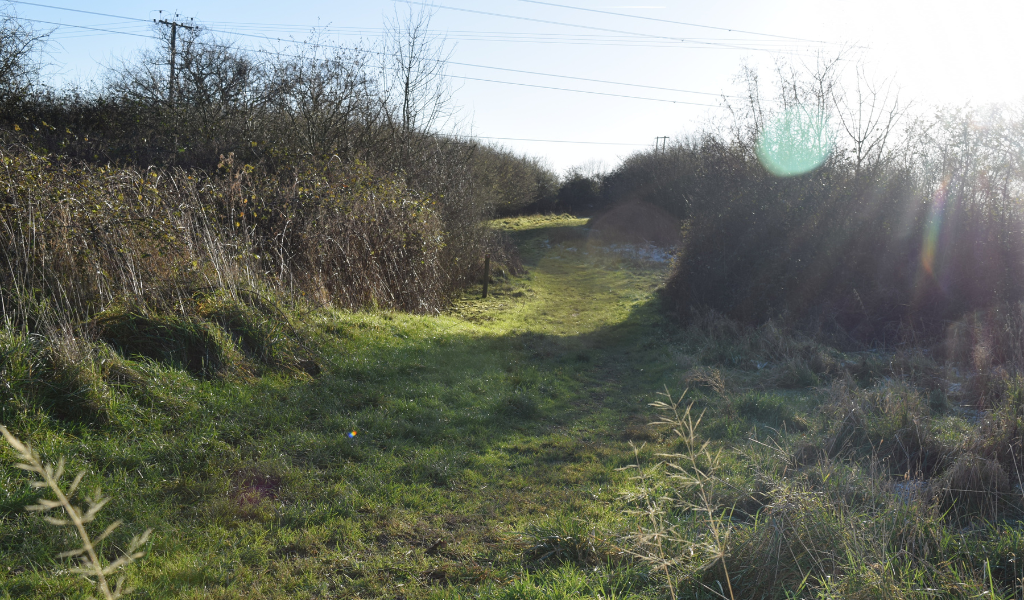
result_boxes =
[0,215,683,599]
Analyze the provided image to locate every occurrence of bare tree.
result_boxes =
[106,23,258,115]
[725,54,841,156]
[736,63,767,141]
[832,64,907,172]
[176,36,258,115]
[267,33,377,158]
[0,9,49,111]
[380,3,456,139]
[105,22,196,108]
[103,22,264,163]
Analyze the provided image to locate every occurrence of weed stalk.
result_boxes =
[1,426,151,600]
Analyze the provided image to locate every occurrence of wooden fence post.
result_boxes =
[482,254,490,298]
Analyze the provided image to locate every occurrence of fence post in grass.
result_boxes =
[482,254,490,298]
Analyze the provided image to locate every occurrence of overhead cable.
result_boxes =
[512,0,830,44]
[394,1,794,53]
[8,1,150,23]
[9,2,749,98]
[473,136,647,145]
[19,17,155,39]
[450,75,720,106]
[19,18,725,106]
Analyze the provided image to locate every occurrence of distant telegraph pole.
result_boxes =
[154,12,197,108]
[655,136,669,152]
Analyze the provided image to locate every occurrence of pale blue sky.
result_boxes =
[9,0,1024,172]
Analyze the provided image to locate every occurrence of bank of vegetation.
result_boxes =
[553,59,1024,350]
[0,7,556,338]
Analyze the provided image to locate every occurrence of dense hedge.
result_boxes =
[604,104,1024,344]
[0,145,464,340]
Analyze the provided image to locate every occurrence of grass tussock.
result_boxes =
[618,316,1024,599]
[520,515,622,569]
[627,386,1024,599]
[676,309,842,385]
[615,302,1024,599]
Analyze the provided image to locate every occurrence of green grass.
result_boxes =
[0,215,682,599]
[6,214,1024,599]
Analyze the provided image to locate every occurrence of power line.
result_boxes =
[8,1,150,23]
[393,1,800,53]
[12,0,824,57]
[10,3,751,99]
[197,24,728,104]
[192,26,733,103]
[19,17,155,39]
[200,22,741,97]
[209,26,806,50]
[447,60,736,98]
[9,0,806,53]
[198,24,739,98]
[451,75,720,106]
[512,0,831,44]
[20,18,725,106]
[15,4,743,106]
[473,136,647,146]
[8,2,815,48]
[195,23,809,47]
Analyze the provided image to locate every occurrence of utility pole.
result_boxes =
[655,136,669,152]
[154,12,196,108]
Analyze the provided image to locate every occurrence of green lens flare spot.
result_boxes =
[756,106,835,177]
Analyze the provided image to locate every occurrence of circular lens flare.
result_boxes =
[756,106,835,177]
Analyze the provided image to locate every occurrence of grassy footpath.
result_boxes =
[9,214,1024,599]
[1,215,683,599]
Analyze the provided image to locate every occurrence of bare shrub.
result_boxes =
[0,8,49,112]
[554,167,605,215]
[587,201,681,247]
[471,144,557,217]
[263,35,378,161]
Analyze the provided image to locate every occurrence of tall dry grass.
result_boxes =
[628,381,1024,599]
[0,144,455,340]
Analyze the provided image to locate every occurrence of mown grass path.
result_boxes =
[1,215,681,599]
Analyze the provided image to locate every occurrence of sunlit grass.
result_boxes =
[0,214,678,599]
[5,214,1024,599]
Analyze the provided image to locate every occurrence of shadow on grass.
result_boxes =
[298,221,681,469]
[1,217,681,599]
